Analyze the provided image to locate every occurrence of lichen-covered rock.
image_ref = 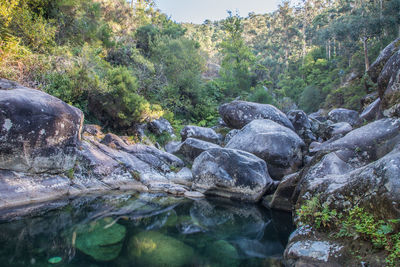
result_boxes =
[0,81,83,174]
[310,118,400,162]
[170,167,193,186]
[360,98,381,122]
[297,146,400,219]
[128,231,194,267]
[75,217,126,261]
[148,117,175,136]
[378,49,400,112]
[192,148,274,202]
[165,141,181,154]
[180,125,222,144]
[368,37,400,83]
[287,110,316,144]
[226,120,305,180]
[328,108,360,126]
[224,129,240,145]
[308,109,328,122]
[219,100,294,130]
[325,122,353,140]
[176,138,220,162]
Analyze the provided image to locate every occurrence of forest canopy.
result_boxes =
[0,0,399,133]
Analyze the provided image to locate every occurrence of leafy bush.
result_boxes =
[92,67,163,131]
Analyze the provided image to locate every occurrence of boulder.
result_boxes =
[296,145,400,220]
[224,129,240,145]
[368,37,400,83]
[148,117,175,136]
[308,109,328,122]
[177,138,220,162]
[263,172,300,212]
[360,98,381,122]
[192,148,274,202]
[378,49,400,111]
[0,83,83,174]
[327,108,360,127]
[169,167,193,186]
[180,125,222,144]
[325,122,353,140]
[310,118,400,162]
[219,100,294,130]
[165,141,181,154]
[82,124,103,138]
[226,120,305,180]
[287,110,316,144]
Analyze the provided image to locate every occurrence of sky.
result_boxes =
[154,0,282,24]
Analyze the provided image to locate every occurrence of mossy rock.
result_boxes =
[128,231,194,267]
[75,217,126,261]
[204,240,239,267]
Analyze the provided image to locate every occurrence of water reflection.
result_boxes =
[0,192,293,267]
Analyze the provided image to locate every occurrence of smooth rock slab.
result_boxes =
[192,148,274,202]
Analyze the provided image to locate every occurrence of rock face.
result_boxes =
[378,49,400,111]
[148,117,175,136]
[368,37,400,82]
[176,138,220,162]
[327,108,360,126]
[192,148,274,202]
[226,119,305,180]
[219,100,294,130]
[0,86,83,174]
[310,118,400,162]
[287,110,316,144]
[360,98,381,122]
[180,125,222,144]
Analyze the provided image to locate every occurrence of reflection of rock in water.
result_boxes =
[232,238,284,259]
[270,209,295,247]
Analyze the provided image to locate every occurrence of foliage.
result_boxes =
[297,197,400,266]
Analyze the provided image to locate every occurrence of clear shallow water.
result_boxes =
[0,192,294,267]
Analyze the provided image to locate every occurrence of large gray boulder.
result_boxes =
[192,148,274,202]
[180,125,222,144]
[0,83,83,174]
[378,49,400,111]
[328,108,360,127]
[226,119,305,180]
[325,122,353,140]
[368,37,400,82]
[297,145,400,220]
[176,138,220,162]
[310,118,400,162]
[219,100,294,130]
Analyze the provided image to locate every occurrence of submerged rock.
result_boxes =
[128,231,194,267]
[205,240,239,267]
[75,217,126,261]
[219,100,294,130]
[192,148,274,202]
[226,120,305,180]
[0,82,83,173]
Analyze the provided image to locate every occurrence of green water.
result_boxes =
[0,192,294,267]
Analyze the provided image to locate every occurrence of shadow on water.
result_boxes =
[0,192,294,267]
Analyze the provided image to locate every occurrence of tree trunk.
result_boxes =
[362,36,370,71]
